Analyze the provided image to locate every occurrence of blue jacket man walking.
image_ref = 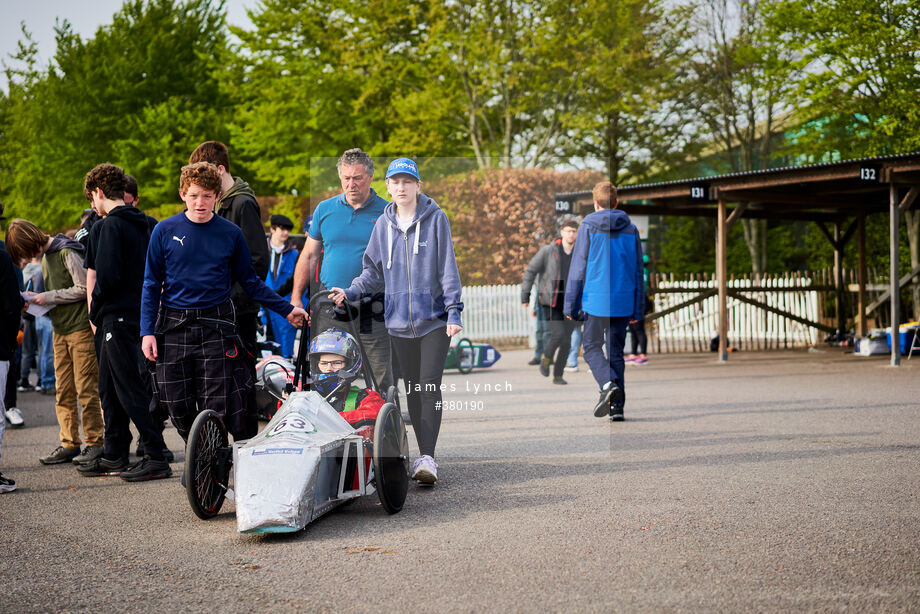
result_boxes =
[564,181,644,421]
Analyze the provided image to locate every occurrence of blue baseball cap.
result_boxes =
[385,158,420,181]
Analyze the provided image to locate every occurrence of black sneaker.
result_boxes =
[0,473,16,493]
[539,355,551,377]
[120,457,172,482]
[610,385,625,421]
[552,376,567,385]
[528,357,541,366]
[39,446,81,465]
[137,434,174,460]
[137,441,174,463]
[77,456,128,476]
[72,445,103,465]
[593,382,624,418]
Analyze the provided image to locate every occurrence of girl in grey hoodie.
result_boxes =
[330,158,463,485]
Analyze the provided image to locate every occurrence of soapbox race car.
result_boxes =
[184,304,410,534]
[444,338,502,374]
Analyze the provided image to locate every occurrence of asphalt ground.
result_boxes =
[1,348,919,613]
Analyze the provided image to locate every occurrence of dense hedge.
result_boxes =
[430,168,603,285]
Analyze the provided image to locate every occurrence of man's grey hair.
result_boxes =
[336,148,374,177]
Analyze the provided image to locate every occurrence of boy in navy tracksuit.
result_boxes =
[564,181,644,421]
[140,162,307,441]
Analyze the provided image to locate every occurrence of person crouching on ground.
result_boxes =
[329,158,462,485]
[140,162,307,442]
[564,181,644,421]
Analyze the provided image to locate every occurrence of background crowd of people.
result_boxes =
[0,145,644,497]
[523,181,646,421]
[0,145,467,492]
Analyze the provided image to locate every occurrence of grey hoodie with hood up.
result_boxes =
[344,193,463,339]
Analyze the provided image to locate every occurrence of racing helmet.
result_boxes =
[309,328,362,396]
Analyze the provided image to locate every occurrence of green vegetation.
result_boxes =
[0,0,917,285]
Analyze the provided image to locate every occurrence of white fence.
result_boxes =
[462,284,535,342]
[461,277,822,351]
[652,276,820,352]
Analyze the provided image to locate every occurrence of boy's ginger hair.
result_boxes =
[180,162,222,194]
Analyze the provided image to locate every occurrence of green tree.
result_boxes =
[557,0,698,184]
[232,0,607,188]
[770,0,920,318]
[770,0,920,159]
[0,0,230,229]
[680,0,806,275]
[228,0,466,196]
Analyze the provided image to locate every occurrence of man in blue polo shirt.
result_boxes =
[291,148,392,390]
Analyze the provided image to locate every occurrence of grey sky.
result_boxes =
[0,0,257,89]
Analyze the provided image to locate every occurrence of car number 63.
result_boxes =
[268,415,316,437]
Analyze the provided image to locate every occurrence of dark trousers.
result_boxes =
[533,304,547,359]
[627,320,647,355]
[583,315,630,397]
[540,304,577,377]
[97,317,167,461]
[390,328,451,457]
[139,350,168,425]
[156,302,255,442]
[237,310,261,425]
[19,315,36,384]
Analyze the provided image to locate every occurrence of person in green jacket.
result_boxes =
[6,219,104,465]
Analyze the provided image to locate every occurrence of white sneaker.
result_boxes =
[564,365,578,373]
[4,408,24,428]
[411,455,438,484]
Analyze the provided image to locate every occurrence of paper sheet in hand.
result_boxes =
[21,293,53,317]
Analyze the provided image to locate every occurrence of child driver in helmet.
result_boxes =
[310,328,384,439]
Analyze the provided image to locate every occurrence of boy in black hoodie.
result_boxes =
[79,163,171,481]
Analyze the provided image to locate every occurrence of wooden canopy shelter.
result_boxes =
[554,152,920,366]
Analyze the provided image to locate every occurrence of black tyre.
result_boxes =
[456,337,474,374]
[373,402,409,514]
[185,409,230,520]
[386,385,401,410]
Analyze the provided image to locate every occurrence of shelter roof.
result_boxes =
[555,151,920,222]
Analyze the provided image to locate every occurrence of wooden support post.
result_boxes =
[858,214,867,337]
[717,199,728,362]
[897,186,919,214]
[890,184,901,366]
[834,221,845,336]
[725,201,748,231]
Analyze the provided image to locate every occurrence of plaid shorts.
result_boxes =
[154,300,255,441]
